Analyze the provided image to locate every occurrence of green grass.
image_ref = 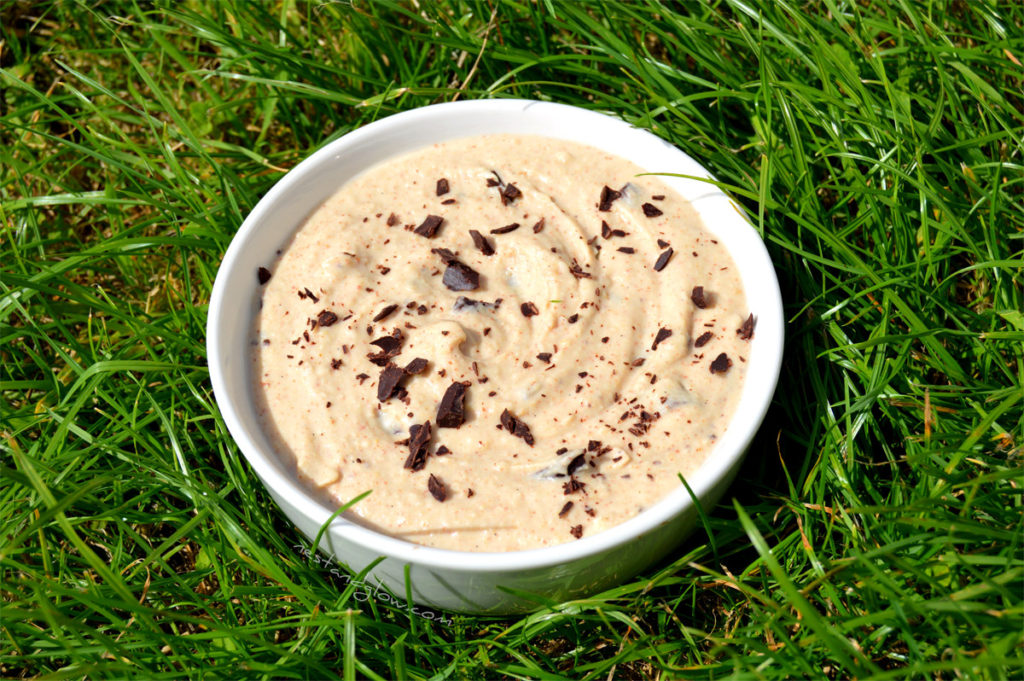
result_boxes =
[2,0,1022,678]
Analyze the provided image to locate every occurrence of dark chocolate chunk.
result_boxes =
[710,353,732,374]
[630,357,645,367]
[558,501,574,518]
[652,194,665,200]
[404,357,429,374]
[436,178,449,196]
[536,352,552,363]
[587,439,601,451]
[427,474,447,501]
[500,183,521,205]
[469,229,495,255]
[653,248,673,272]
[436,445,451,456]
[657,238,670,248]
[490,222,520,235]
[598,185,621,211]
[500,408,535,446]
[641,202,663,217]
[566,453,587,476]
[386,213,400,226]
[691,286,709,309]
[532,218,546,233]
[257,267,272,285]
[414,214,444,238]
[520,302,539,317]
[404,421,432,471]
[617,247,635,254]
[436,381,468,428]
[738,314,756,340]
[651,327,672,351]
[373,303,399,322]
[367,331,404,365]
[441,198,456,205]
[355,373,369,384]
[317,310,339,327]
[694,331,714,348]
[466,488,475,497]
[567,313,579,324]
[442,261,480,291]
[377,363,407,402]
[570,524,583,538]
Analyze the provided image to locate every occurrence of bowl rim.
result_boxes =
[207,98,784,572]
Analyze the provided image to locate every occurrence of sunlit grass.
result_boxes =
[2,1,1022,678]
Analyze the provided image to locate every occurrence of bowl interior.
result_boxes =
[208,99,784,570]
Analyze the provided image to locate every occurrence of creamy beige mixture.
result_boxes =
[252,134,753,552]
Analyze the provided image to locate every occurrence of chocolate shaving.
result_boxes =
[694,331,714,348]
[641,202,663,217]
[453,296,498,312]
[566,453,587,476]
[520,302,539,317]
[377,363,407,402]
[491,223,520,235]
[536,352,552,363]
[404,357,429,374]
[404,421,432,471]
[568,260,592,279]
[651,327,672,351]
[500,183,521,205]
[431,247,458,264]
[710,353,732,374]
[469,229,494,255]
[257,267,272,285]
[500,408,535,446]
[532,218,546,233]
[652,194,665,200]
[691,286,709,309]
[427,474,447,501]
[330,358,343,370]
[386,213,400,226]
[653,248,673,272]
[436,381,469,428]
[355,373,369,384]
[563,478,585,495]
[414,214,444,238]
[598,185,621,211]
[617,247,635,254]
[570,524,583,539]
[738,314,756,340]
[436,178,449,196]
[317,310,339,327]
[442,261,480,291]
[373,304,399,322]
[558,501,574,517]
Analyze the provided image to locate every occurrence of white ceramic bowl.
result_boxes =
[208,99,783,615]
